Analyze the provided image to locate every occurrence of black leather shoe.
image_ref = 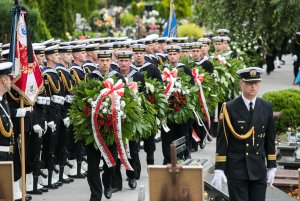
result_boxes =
[40,187,48,192]
[111,187,122,193]
[128,179,137,189]
[55,181,63,186]
[16,194,32,201]
[61,178,70,184]
[69,173,86,178]
[66,177,74,183]
[44,183,58,189]
[104,188,112,199]
[27,189,43,194]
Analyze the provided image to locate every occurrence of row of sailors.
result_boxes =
[0,29,237,201]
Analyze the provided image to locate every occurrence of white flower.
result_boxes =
[177,89,182,93]
[137,97,142,105]
[102,108,107,114]
[120,111,124,116]
[182,90,186,95]
[248,43,251,46]
[175,81,181,88]
[105,97,110,102]
[186,89,190,94]
[254,45,258,50]
[225,72,232,79]
[102,102,108,107]
[145,82,155,94]
[88,98,93,103]
[121,100,126,108]
[122,113,126,119]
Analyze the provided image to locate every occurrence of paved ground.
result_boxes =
[31,55,299,201]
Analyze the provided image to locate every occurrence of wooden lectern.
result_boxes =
[0,162,14,201]
[148,145,204,201]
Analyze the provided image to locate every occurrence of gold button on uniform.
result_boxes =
[246,143,249,147]
[257,144,259,146]
[246,153,249,156]
[256,152,259,155]
[241,126,244,129]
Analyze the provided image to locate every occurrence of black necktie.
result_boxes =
[249,102,253,116]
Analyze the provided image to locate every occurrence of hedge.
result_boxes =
[262,89,300,133]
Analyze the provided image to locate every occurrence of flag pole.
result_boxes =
[168,0,174,37]
[20,96,25,201]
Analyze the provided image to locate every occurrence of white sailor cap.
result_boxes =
[45,45,59,55]
[212,36,224,42]
[42,38,58,47]
[85,43,99,51]
[1,49,9,58]
[165,45,182,53]
[217,29,230,36]
[72,44,86,53]
[115,51,133,59]
[131,44,146,52]
[33,45,46,54]
[172,37,189,44]
[96,50,113,58]
[198,38,211,45]
[2,43,10,51]
[0,62,12,75]
[58,45,73,53]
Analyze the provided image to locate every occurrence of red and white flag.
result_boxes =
[12,12,43,104]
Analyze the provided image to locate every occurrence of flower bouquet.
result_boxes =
[69,76,152,170]
[161,67,198,124]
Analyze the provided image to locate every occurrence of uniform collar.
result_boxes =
[242,94,257,111]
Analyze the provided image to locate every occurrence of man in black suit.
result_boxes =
[212,67,277,201]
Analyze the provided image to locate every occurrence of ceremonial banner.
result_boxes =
[163,0,177,37]
[12,12,43,104]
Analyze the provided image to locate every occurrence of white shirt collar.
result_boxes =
[241,94,257,111]
[0,96,2,101]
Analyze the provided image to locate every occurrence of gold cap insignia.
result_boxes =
[249,69,257,77]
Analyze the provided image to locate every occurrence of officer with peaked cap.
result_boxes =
[212,67,277,201]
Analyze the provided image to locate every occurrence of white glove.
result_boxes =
[267,168,277,186]
[15,108,27,117]
[44,121,48,133]
[293,55,298,62]
[63,117,70,128]
[217,55,227,65]
[47,121,56,132]
[15,107,33,117]
[211,170,227,191]
[33,124,43,138]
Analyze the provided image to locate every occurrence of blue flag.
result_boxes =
[163,11,177,37]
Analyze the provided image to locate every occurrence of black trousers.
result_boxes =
[0,151,13,161]
[102,143,118,190]
[126,141,141,180]
[86,144,102,201]
[143,134,155,165]
[227,178,267,201]
[111,159,122,190]
[161,122,189,164]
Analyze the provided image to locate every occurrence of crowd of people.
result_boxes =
[0,28,279,201]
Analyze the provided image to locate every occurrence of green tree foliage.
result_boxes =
[162,0,193,20]
[0,0,50,43]
[178,23,204,39]
[195,0,300,51]
[43,0,67,39]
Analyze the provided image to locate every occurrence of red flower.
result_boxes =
[105,121,112,127]
[84,106,91,117]
[173,92,179,97]
[106,115,112,121]
[98,119,105,125]
[148,96,155,104]
[175,104,180,111]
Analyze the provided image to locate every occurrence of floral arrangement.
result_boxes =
[161,67,198,124]
[69,76,154,170]
[143,76,169,128]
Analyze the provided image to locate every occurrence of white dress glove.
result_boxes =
[267,168,277,186]
[33,124,43,138]
[293,55,298,62]
[63,117,70,128]
[15,108,27,117]
[211,170,227,191]
[47,121,56,132]
[15,107,33,117]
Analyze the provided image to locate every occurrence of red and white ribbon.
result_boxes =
[192,68,211,129]
[162,68,177,96]
[192,129,200,142]
[91,78,133,170]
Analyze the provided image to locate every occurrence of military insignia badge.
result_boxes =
[249,69,257,77]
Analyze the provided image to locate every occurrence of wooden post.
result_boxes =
[20,97,25,201]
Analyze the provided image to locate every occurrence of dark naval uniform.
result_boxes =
[215,96,277,201]
[42,66,65,188]
[70,63,86,85]
[112,68,146,190]
[82,60,97,74]
[145,54,159,67]
[55,63,75,184]
[131,62,162,165]
[87,68,120,200]
[156,53,168,66]
[194,58,214,74]
[161,63,194,164]
[291,33,300,80]
[0,95,14,162]
[110,61,119,71]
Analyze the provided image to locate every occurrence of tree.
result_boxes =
[195,0,300,51]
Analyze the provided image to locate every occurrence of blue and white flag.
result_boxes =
[163,10,177,37]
